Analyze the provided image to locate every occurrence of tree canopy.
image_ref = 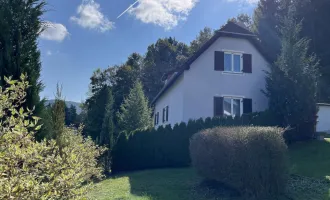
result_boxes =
[117,81,152,134]
[0,0,45,113]
[264,6,319,142]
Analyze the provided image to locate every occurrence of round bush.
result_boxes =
[189,127,288,199]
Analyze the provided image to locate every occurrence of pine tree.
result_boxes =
[117,81,152,133]
[0,0,45,114]
[264,6,319,142]
[52,84,66,140]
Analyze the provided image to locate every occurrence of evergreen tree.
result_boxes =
[117,81,152,133]
[190,27,214,54]
[253,0,285,62]
[64,104,70,125]
[0,0,45,113]
[65,104,78,126]
[85,86,111,141]
[52,84,66,140]
[36,104,54,140]
[295,0,330,102]
[264,6,319,142]
[100,87,115,147]
[99,87,115,173]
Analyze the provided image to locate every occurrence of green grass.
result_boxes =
[88,139,330,200]
[289,138,330,179]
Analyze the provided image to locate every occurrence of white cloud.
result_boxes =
[128,0,198,30]
[46,50,52,56]
[40,22,69,42]
[71,0,114,32]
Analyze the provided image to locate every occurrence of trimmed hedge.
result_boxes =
[111,111,278,172]
[190,127,288,199]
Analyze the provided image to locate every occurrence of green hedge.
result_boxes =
[190,127,288,199]
[111,111,279,172]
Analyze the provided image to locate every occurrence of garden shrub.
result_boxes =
[189,127,289,199]
[0,75,105,200]
[112,113,281,173]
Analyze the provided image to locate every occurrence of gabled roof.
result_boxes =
[151,21,272,105]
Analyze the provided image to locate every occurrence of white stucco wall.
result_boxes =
[182,37,269,122]
[317,105,330,133]
[154,75,184,127]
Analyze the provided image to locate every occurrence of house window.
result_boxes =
[223,97,243,117]
[162,106,169,123]
[154,112,159,126]
[224,52,242,73]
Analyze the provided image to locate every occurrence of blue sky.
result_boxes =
[39,0,257,102]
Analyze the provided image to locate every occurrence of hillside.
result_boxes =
[45,100,82,114]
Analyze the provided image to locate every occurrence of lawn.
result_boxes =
[88,139,330,200]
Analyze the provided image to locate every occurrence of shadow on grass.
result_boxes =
[127,168,241,200]
[103,139,330,200]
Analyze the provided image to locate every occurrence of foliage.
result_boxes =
[117,81,152,134]
[295,0,330,102]
[85,86,113,141]
[99,87,115,173]
[111,112,279,172]
[36,104,53,140]
[190,127,288,199]
[112,53,143,111]
[0,75,105,200]
[141,37,190,101]
[65,104,78,126]
[264,7,320,142]
[0,0,45,114]
[252,0,286,62]
[189,27,214,54]
[51,83,66,141]
[253,0,330,102]
[229,14,253,31]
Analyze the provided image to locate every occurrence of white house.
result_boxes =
[316,103,330,133]
[152,22,271,127]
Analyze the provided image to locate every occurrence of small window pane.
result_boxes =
[224,54,232,72]
[223,98,232,116]
[233,99,241,117]
[233,55,241,72]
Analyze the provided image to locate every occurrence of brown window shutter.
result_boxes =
[214,51,224,71]
[243,54,252,73]
[214,97,224,117]
[162,108,165,123]
[154,114,157,125]
[166,106,169,122]
[243,98,252,114]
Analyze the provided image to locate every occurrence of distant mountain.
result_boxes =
[45,100,82,114]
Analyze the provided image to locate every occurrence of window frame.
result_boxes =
[224,51,243,73]
[223,96,243,117]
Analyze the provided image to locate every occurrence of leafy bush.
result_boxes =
[189,127,289,199]
[112,113,279,173]
[0,75,105,200]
